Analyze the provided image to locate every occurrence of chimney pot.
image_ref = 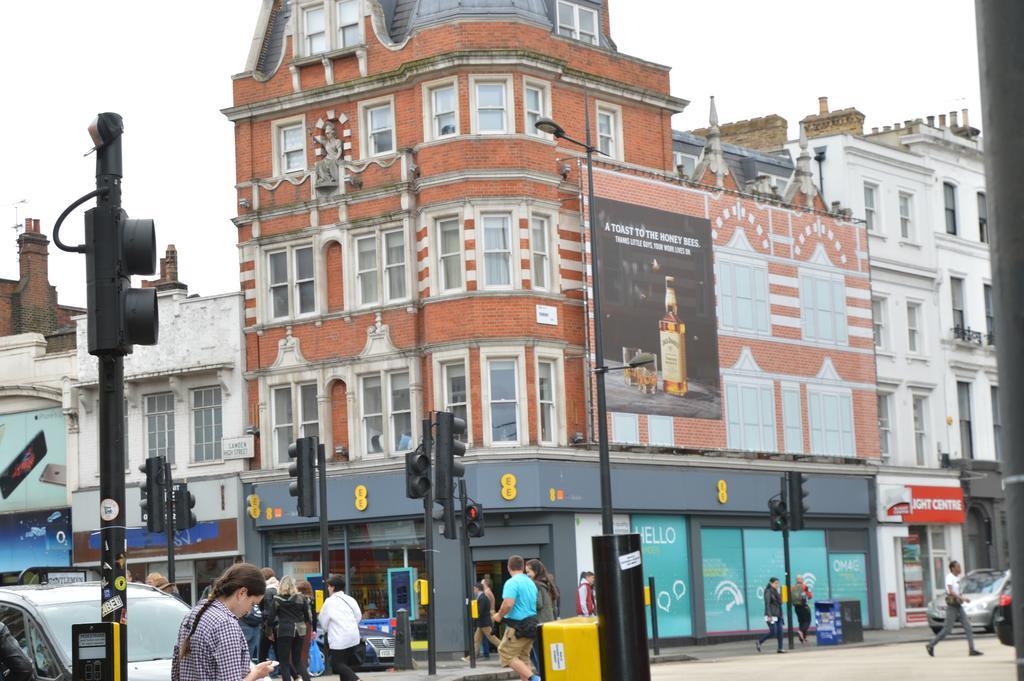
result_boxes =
[927,115,936,126]
[904,120,913,128]
[24,218,31,233]
[949,111,959,127]
[818,96,829,115]
[883,125,892,132]
[894,122,902,130]
[32,219,40,233]
[961,108,969,129]
[872,127,879,134]
[939,114,947,127]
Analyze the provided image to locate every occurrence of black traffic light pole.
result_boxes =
[781,474,794,651]
[317,442,329,595]
[422,417,437,677]
[165,461,175,588]
[976,4,1024,678]
[459,479,476,669]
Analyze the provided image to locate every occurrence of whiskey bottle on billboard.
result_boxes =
[659,276,688,396]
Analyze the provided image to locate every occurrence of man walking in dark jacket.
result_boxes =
[755,578,785,654]
[0,621,34,681]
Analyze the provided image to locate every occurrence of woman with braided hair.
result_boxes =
[172,562,278,681]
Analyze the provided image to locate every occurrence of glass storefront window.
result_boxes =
[701,528,748,633]
[901,526,931,610]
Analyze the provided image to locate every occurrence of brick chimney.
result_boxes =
[142,244,188,292]
[800,97,865,139]
[11,218,60,336]
[601,0,611,45]
[689,114,789,152]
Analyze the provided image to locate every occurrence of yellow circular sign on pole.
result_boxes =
[114,576,126,591]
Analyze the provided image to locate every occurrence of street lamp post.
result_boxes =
[536,97,651,681]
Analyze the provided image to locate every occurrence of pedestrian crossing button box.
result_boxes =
[72,621,126,681]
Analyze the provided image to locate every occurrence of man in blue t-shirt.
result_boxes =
[492,555,540,681]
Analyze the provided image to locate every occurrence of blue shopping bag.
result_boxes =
[308,637,325,676]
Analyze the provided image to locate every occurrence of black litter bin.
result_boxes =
[839,600,863,643]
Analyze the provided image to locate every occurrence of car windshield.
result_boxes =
[39,596,190,662]
[961,572,1006,595]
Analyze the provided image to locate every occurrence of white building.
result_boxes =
[784,100,1000,631]
[71,253,250,601]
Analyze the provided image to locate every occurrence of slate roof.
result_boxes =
[387,0,554,41]
[673,130,794,186]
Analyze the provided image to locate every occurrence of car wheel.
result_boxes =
[930,626,942,634]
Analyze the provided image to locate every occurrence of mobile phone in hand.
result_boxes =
[0,431,47,499]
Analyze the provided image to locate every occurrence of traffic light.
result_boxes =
[435,411,467,539]
[405,447,431,499]
[788,472,810,531]
[84,112,159,356]
[465,502,485,538]
[288,437,317,517]
[139,456,166,533]
[769,497,788,532]
[174,483,197,531]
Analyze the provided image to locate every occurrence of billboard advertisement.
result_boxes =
[0,507,71,573]
[593,198,720,419]
[0,407,67,513]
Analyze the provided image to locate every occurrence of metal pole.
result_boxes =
[783,475,794,651]
[976,3,1024,677]
[317,443,329,589]
[460,480,476,669]
[648,576,660,656]
[423,417,437,676]
[165,460,175,588]
[582,90,614,535]
[98,354,127,624]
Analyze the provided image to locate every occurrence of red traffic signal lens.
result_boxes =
[467,506,479,520]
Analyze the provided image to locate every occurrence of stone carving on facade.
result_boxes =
[787,123,818,209]
[360,312,398,357]
[312,121,343,189]
[704,96,729,188]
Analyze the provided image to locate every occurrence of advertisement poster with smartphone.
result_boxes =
[0,407,67,513]
[593,198,720,419]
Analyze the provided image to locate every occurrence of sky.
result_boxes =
[0,0,982,309]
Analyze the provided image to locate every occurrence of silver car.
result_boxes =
[926,568,1008,633]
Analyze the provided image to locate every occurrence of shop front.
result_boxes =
[875,476,966,629]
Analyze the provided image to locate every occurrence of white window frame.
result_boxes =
[480,348,528,447]
[435,215,464,293]
[358,96,396,158]
[556,1,599,44]
[673,151,698,177]
[191,386,223,463]
[351,227,409,308]
[863,182,879,233]
[806,385,855,456]
[781,383,803,454]
[872,296,888,350]
[271,385,294,466]
[912,393,929,466]
[898,191,915,241]
[272,116,306,177]
[360,374,385,455]
[724,376,776,452]
[595,101,623,160]
[431,349,473,445]
[383,228,407,302]
[469,76,514,135]
[266,244,317,321]
[336,0,361,49]
[265,380,320,467]
[612,413,639,444]
[480,212,514,289]
[647,415,674,447]
[535,350,565,446]
[302,3,327,55]
[422,77,460,141]
[530,213,554,291]
[717,256,770,336]
[145,391,176,465]
[907,300,923,354]
[877,390,893,459]
[799,270,848,346]
[523,78,552,139]
[358,369,411,456]
[389,371,413,451]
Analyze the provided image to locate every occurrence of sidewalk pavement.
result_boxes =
[358,626,966,681]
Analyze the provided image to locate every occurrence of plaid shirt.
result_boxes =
[172,599,251,681]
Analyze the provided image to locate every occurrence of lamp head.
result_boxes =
[534,117,565,138]
[628,352,656,369]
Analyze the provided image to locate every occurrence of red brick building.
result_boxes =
[230,0,881,646]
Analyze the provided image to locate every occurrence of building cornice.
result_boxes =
[934,232,993,259]
[222,49,685,122]
[844,143,934,176]
[869,256,940,281]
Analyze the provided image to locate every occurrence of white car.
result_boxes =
[926,569,1008,634]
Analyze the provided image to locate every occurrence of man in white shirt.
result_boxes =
[318,575,364,681]
[926,560,982,657]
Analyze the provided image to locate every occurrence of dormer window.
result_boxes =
[556,2,598,45]
[300,0,362,56]
[337,0,360,48]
